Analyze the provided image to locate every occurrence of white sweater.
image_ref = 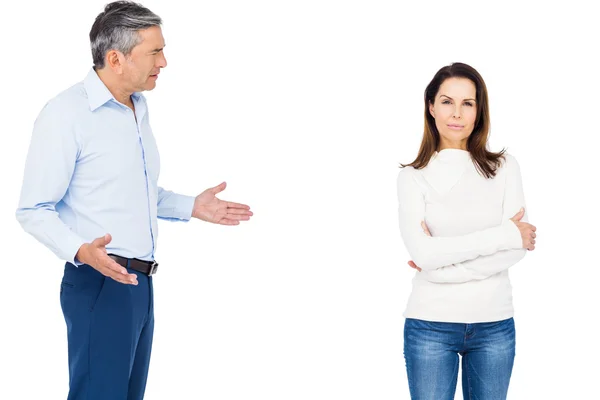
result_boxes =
[397,148,527,323]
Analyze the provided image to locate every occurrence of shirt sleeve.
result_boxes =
[157,187,195,221]
[15,100,87,265]
[397,161,523,271]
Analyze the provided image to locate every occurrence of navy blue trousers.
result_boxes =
[60,262,154,400]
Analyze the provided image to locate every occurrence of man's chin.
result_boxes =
[140,82,157,92]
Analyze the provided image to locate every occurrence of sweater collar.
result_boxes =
[432,148,472,163]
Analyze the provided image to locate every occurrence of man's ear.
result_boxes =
[105,50,125,74]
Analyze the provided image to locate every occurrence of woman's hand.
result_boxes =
[510,208,536,251]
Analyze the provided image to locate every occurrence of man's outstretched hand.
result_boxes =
[192,182,253,225]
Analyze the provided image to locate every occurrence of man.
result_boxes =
[15,2,253,399]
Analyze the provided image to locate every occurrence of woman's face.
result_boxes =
[428,77,478,150]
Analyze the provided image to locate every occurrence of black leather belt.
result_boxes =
[108,254,159,276]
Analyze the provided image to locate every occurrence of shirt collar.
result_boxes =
[83,67,142,111]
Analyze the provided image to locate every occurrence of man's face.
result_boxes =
[122,25,167,92]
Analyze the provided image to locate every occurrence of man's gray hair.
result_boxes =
[90,1,162,69]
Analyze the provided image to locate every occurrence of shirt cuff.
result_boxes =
[174,195,196,221]
[63,234,87,266]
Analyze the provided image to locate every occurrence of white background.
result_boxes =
[1,0,598,399]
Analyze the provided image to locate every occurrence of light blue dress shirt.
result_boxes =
[16,68,195,265]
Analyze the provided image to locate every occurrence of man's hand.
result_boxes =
[510,208,537,251]
[76,234,138,285]
[192,182,253,225]
[407,221,432,272]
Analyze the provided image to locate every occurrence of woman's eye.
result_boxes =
[442,100,451,105]
[464,102,474,107]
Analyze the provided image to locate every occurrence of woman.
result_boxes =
[397,62,536,400]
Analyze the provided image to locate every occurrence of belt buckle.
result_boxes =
[148,260,159,276]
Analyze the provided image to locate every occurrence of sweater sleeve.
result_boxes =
[416,154,528,283]
[396,161,523,271]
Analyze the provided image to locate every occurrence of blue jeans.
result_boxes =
[404,318,515,400]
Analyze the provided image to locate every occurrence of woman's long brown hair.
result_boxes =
[401,62,505,179]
